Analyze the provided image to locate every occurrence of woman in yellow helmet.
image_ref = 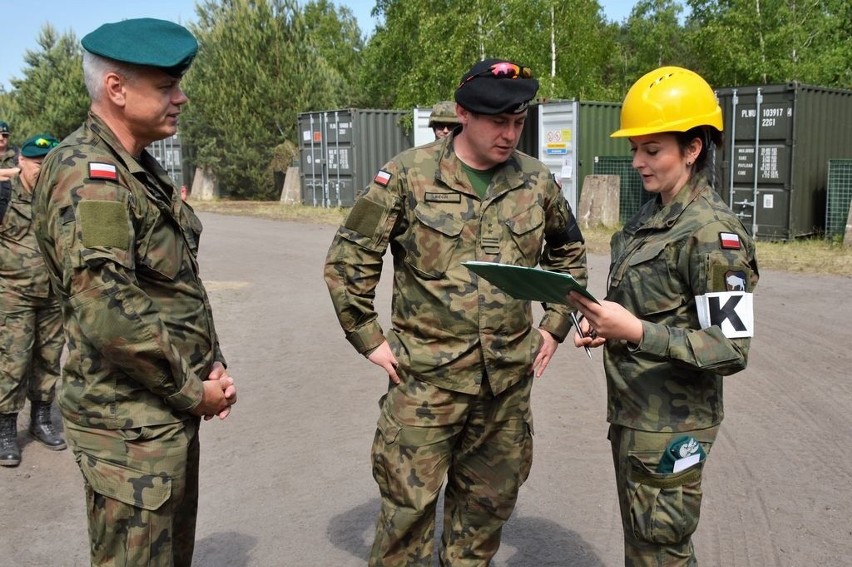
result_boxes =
[570,67,760,565]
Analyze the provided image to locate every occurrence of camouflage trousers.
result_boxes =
[609,424,719,566]
[370,370,534,567]
[64,418,200,567]
[0,298,63,414]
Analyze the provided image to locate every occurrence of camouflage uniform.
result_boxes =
[324,134,587,565]
[604,174,759,565]
[0,147,18,169]
[0,175,63,416]
[33,112,225,566]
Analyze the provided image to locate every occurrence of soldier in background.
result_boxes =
[0,121,20,179]
[428,100,461,139]
[33,18,236,566]
[325,58,587,566]
[570,66,759,565]
[0,134,66,468]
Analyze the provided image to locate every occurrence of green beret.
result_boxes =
[0,121,9,134]
[455,58,539,115]
[82,18,198,77]
[20,134,60,158]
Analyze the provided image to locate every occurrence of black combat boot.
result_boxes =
[1,413,21,467]
[29,401,67,451]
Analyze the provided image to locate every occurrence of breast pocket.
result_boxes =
[623,241,687,318]
[504,205,544,264]
[402,204,464,279]
[138,211,183,281]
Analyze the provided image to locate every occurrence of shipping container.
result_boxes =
[298,109,412,207]
[715,83,852,240]
[147,133,185,189]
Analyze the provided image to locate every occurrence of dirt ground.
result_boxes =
[2,212,851,566]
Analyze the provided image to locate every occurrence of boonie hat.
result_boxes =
[82,18,198,77]
[20,134,60,158]
[455,58,539,115]
[429,101,461,127]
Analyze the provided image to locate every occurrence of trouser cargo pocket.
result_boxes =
[627,453,704,545]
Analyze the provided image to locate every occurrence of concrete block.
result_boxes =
[279,166,301,204]
[577,175,620,228]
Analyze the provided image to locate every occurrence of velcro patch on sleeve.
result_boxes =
[695,291,754,338]
[88,162,118,181]
[78,201,130,250]
[374,170,392,186]
[719,232,741,249]
[344,198,385,237]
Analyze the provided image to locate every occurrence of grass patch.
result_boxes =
[191,200,852,276]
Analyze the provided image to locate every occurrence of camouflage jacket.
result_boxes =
[324,135,587,395]
[0,175,55,303]
[0,148,17,169]
[33,112,226,429]
[604,175,759,432]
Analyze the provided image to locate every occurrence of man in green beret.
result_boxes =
[32,18,237,567]
[1,134,67,468]
[324,58,588,565]
[0,121,20,179]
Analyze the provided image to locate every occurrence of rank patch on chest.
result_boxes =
[719,232,741,249]
[425,192,461,203]
[88,162,117,181]
[374,170,392,186]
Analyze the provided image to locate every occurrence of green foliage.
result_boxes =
[3,25,88,145]
[360,0,622,109]
[619,0,686,85]
[685,0,852,87]
[181,0,364,199]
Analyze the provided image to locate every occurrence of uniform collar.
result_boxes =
[629,174,709,233]
[86,112,179,209]
[435,134,526,200]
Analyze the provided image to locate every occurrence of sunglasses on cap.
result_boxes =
[458,62,533,89]
[34,137,59,149]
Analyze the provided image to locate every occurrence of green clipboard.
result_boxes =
[463,261,599,305]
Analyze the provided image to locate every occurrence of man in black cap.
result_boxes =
[325,58,587,565]
[32,18,236,566]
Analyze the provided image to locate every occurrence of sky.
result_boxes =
[0,0,637,91]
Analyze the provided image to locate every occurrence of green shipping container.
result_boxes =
[715,83,852,240]
[298,109,412,207]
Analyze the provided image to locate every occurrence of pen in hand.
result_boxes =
[570,311,592,359]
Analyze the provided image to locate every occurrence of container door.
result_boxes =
[537,101,579,211]
[298,112,325,206]
[325,110,356,207]
[718,87,795,239]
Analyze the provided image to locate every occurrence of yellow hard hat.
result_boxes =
[611,66,723,138]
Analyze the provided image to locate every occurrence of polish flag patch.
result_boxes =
[719,232,741,250]
[374,170,392,186]
[89,162,118,181]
